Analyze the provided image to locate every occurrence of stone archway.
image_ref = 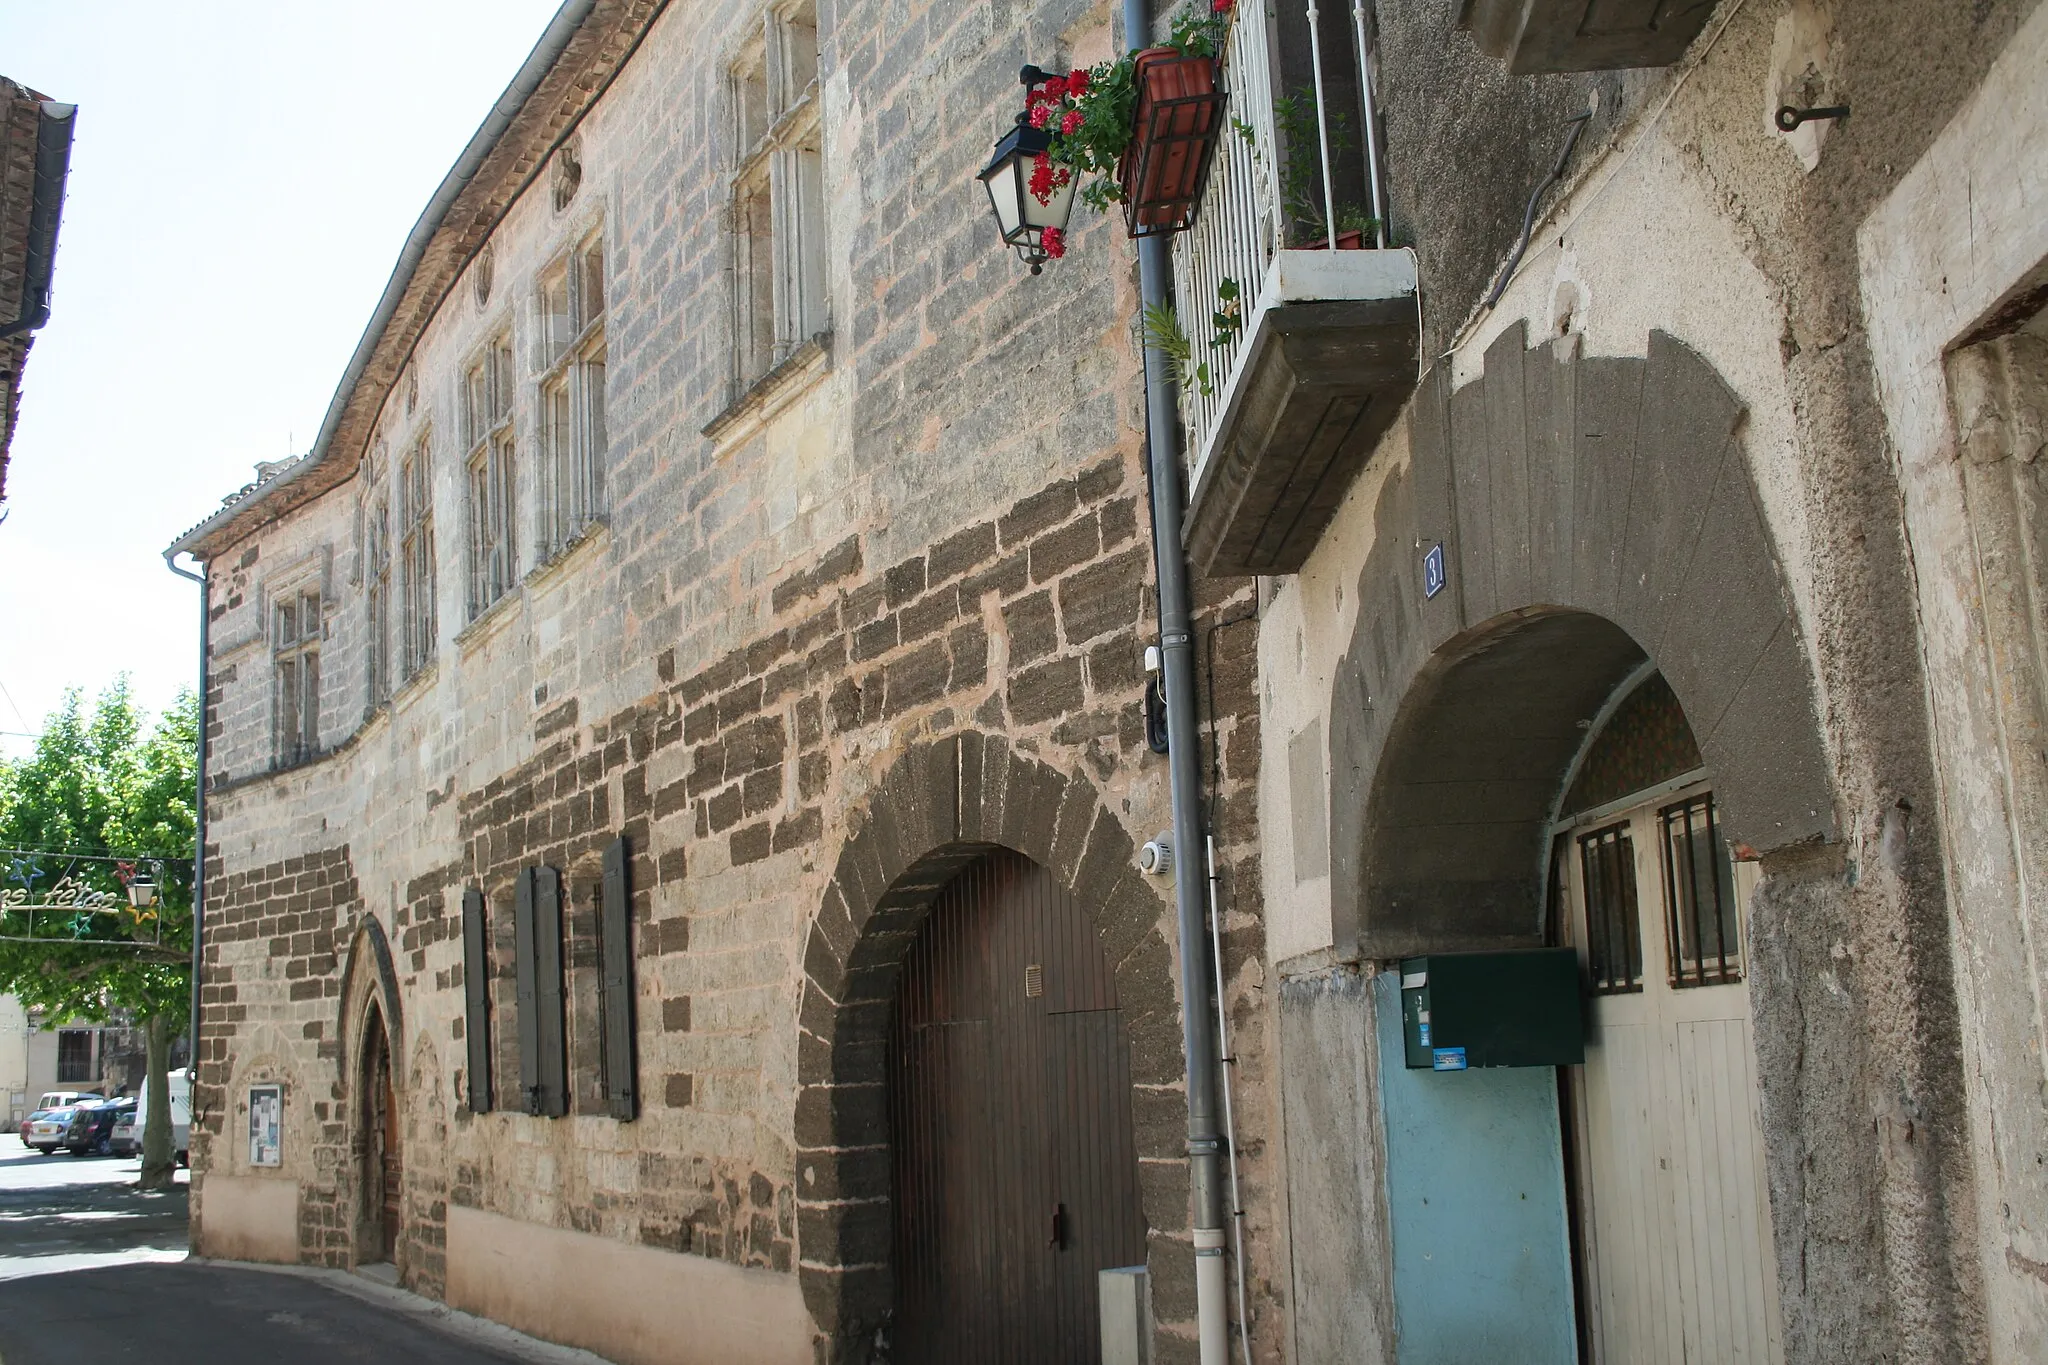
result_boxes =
[338,914,404,1268]
[1329,325,1837,956]
[792,731,1183,1360]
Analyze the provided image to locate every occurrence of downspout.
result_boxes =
[165,553,207,1089]
[1122,0,1228,1359]
[0,100,77,339]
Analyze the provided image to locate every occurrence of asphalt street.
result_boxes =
[0,1139,605,1364]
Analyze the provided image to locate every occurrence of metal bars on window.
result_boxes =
[1578,821,1643,994]
[1660,793,1742,988]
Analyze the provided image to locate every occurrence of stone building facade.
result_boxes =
[171,0,2048,1362]
[169,2,1269,1363]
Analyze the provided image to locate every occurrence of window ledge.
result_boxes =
[702,333,832,445]
[456,589,525,655]
[525,519,611,594]
[391,658,439,713]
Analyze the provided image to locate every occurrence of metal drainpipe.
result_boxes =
[165,554,207,1092]
[1121,0,1228,1359]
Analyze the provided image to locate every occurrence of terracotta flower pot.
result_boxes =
[1116,49,1226,236]
[1300,229,1370,250]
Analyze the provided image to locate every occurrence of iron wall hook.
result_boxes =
[1776,104,1849,132]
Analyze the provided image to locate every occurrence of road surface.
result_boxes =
[0,1139,607,1364]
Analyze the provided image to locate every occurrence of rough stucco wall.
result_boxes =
[1262,0,2048,1359]
[1858,3,2048,1352]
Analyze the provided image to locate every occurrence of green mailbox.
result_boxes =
[1400,949,1584,1070]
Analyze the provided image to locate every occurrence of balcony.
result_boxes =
[1173,4,1419,578]
[1460,0,1721,74]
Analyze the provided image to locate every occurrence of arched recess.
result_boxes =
[339,912,404,1077]
[1328,325,1837,956]
[338,914,405,1266]
[792,731,1183,1359]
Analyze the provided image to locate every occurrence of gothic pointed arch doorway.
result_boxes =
[359,1003,400,1266]
[889,847,1147,1363]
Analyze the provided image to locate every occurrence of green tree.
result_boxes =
[0,679,195,1191]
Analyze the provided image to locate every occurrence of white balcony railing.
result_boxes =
[1170,2,1419,578]
[1171,10,1284,469]
[1173,3,1389,472]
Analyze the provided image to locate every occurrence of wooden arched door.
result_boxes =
[361,1007,400,1264]
[889,849,1148,1363]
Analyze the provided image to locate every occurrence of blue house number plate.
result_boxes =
[1432,1047,1468,1071]
[1423,543,1446,600]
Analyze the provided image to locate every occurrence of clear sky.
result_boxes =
[0,0,566,755]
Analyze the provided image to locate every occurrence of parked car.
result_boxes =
[25,1105,81,1155]
[111,1071,190,1164]
[64,1098,133,1156]
[18,1092,104,1147]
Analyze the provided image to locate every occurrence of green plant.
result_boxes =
[1142,302,1215,397]
[1273,93,1379,247]
[1212,277,1244,348]
[1029,1,1240,217]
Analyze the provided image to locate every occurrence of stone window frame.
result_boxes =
[396,427,437,682]
[726,0,827,401]
[361,437,393,714]
[533,222,609,563]
[269,569,325,768]
[463,328,519,620]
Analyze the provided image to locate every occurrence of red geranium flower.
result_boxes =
[1029,102,1054,129]
[1043,76,1068,100]
[1212,0,1234,11]
[1029,152,1056,205]
[1060,109,1084,136]
[1041,227,1066,260]
[1067,68,1091,95]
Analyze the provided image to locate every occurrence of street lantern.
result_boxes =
[126,873,156,911]
[979,79,1075,274]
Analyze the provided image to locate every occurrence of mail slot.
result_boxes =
[1400,949,1584,1070]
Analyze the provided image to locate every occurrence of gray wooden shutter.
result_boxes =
[600,836,638,1121]
[462,887,492,1113]
[534,865,568,1118]
[514,868,540,1114]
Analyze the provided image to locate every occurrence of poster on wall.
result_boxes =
[248,1083,282,1167]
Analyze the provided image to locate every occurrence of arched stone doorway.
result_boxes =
[792,733,1183,1362]
[1300,327,1843,1357]
[359,1003,400,1266]
[339,915,405,1271]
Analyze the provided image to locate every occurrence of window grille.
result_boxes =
[275,585,322,764]
[1578,821,1643,994]
[1660,792,1743,987]
[537,231,608,557]
[398,435,436,677]
[730,1,826,395]
[55,1029,95,1084]
[465,332,518,617]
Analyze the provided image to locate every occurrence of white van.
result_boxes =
[112,1068,191,1164]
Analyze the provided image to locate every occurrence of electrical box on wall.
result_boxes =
[1400,949,1584,1070]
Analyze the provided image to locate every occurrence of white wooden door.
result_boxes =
[1563,783,1784,1364]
